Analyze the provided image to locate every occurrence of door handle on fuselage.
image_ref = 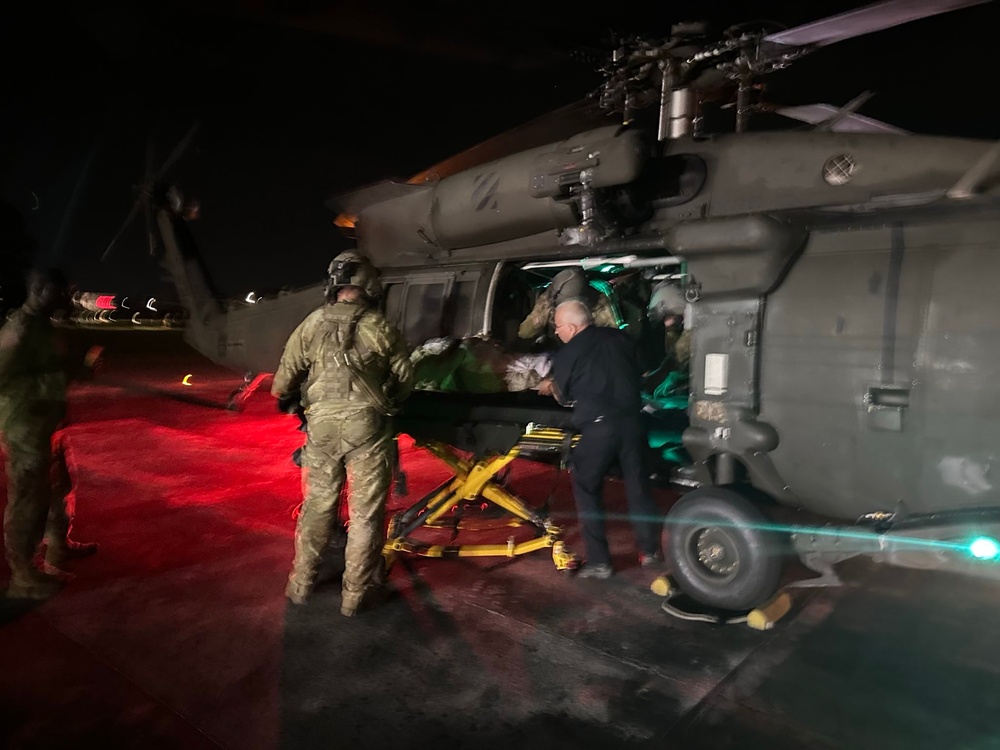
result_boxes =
[865,386,910,410]
[864,386,910,432]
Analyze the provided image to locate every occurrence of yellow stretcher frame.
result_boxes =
[383,427,581,571]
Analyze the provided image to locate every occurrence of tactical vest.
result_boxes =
[307,302,377,408]
[0,309,68,422]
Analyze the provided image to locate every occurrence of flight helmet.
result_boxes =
[647,281,686,324]
[549,268,595,306]
[326,250,382,301]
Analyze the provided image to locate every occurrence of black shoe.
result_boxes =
[639,552,663,568]
[576,563,613,580]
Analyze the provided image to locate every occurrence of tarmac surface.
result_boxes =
[3,329,1000,749]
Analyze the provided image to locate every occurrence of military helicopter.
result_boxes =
[106,0,1000,612]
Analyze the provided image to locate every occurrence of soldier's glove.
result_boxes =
[276,395,300,414]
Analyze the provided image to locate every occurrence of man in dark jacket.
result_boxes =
[537,299,661,578]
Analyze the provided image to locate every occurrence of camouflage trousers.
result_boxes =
[289,408,392,610]
[2,419,74,576]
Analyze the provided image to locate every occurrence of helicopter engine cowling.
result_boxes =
[356,126,649,259]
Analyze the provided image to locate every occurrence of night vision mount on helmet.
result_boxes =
[325,252,382,301]
[548,268,596,307]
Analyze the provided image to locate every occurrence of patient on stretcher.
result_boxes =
[409,331,686,410]
[411,337,552,393]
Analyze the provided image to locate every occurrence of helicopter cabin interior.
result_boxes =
[379,259,681,373]
[377,258,691,468]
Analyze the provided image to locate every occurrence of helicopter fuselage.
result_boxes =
[154,123,1000,604]
[163,125,1000,522]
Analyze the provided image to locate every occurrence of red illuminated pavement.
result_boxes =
[3,330,1000,749]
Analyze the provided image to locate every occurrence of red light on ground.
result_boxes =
[96,295,116,310]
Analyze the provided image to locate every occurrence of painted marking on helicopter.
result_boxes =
[472,172,499,211]
[182,374,193,386]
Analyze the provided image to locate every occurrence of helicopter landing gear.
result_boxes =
[664,487,783,611]
[227,371,268,411]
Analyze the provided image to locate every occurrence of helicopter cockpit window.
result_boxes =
[491,268,539,350]
[447,279,478,340]
[383,271,484,348]
[401,281,447,347]
[383,282,404,328]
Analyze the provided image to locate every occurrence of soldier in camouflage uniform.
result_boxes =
[1,268,99,599]
[518,268,622,341]
[642,281,692,397]
[273,251,413,616]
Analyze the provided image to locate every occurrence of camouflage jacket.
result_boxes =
[517,293,620,340]
[665,328,692,368]
[0,308,68,426]
[271,301,414,421]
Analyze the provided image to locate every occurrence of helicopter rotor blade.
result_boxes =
[144,195,158,256]
[771,103,910,134]
[763,0,991,48]
[100,200,143,262]
[813,89,875,131]
[154,120,201,182]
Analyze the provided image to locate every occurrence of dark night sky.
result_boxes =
[2,0,998,303]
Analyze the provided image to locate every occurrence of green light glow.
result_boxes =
[969,536,1000,560]
[542,510,993,558]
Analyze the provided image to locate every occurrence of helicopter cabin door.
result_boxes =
[759,223,930,520]
[380,265,486,349]
[907,217,1000,515]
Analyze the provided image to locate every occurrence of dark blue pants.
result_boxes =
[569,415,660,567]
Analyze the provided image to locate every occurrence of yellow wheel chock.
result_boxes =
[649,575,794,630]
[383,431,579,572]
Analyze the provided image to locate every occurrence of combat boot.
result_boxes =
[44,537,99,568]
[36,560,75,581]
[285,576,312,605]
[340,592,361,617]
[340,585,392,617]
[7,567,65,600]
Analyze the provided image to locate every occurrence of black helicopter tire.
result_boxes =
[664,487,783,612]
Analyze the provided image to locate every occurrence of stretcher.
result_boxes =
[383,391,582,570]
